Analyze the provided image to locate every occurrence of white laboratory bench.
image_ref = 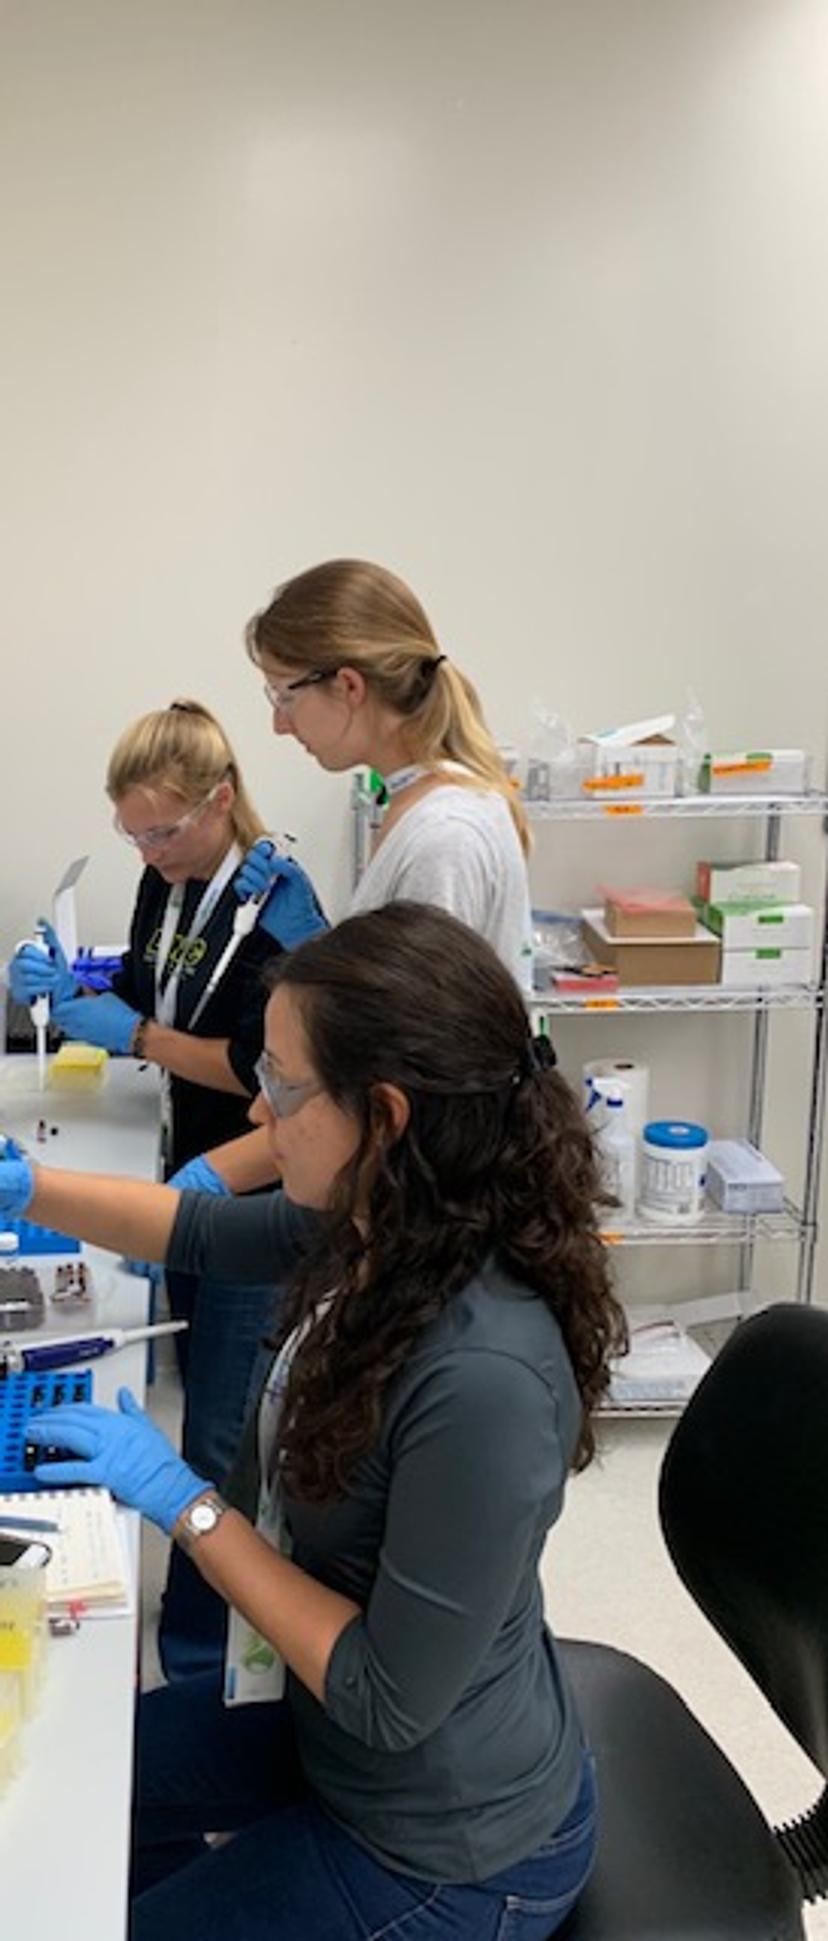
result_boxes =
[0,1056,161,1938]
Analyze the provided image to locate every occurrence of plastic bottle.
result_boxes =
[595,1090,637,1221]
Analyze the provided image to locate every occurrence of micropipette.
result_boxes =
[15,924,51,1091]
[0,1318,188,1377]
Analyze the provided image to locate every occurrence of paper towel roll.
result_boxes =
[582,1059,650,1135]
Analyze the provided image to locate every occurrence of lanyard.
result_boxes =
[153,843,241,1030]
[380,763,429,798]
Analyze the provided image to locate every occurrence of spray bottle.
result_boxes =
[594,1088,636,1221]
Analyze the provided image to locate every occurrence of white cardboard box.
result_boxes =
[702,902,814,952]
[695,860,801,906]
[578,715,679,800]
[701,749,810,796]
[706,1139,785,1213]
[720,944,813,988]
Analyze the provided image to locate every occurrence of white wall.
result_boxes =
[1,0,827,1284]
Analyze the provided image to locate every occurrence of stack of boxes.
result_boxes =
[693,861,814,989]
[579,866,813,991]
[581,890,720,986]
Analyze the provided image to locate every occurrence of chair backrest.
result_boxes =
[659,1303,828,1778]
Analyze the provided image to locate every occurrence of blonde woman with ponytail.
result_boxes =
[237,558,534,990]
[10,696,326,1681]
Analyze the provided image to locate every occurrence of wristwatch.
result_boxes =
[131,1016,152,1061]
[176,1491,229,1554]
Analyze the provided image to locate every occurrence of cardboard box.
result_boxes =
[696,900,814,953]
[699,750,810,796]
[579,715,679,800]
[719,945,813,988]
[705,1140,785,1214]
[695,859,801,906]
[581,909,721,987]
[605,890,696,940]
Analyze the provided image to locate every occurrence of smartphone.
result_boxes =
[0,1533,52,1570]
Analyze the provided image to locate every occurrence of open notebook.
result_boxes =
[0,1487,131,1613]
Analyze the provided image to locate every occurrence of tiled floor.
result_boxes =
[141,1365,828,1935]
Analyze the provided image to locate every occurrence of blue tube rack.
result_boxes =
[0,1218,81,1255]
[0,1368,93,1492]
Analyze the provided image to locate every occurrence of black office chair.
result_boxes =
[555,1302,828,1940]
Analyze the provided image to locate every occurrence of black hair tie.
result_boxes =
[419,653,447,682]
[517,1034,557,1083]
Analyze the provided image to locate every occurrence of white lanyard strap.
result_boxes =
[153,843,242,1029]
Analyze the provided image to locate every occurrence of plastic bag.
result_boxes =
[525,700,580,802]
[675,688,708,796]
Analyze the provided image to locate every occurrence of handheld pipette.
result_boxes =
[0,1318,188,1377]
[185,834,295,1033]
[23,924,51,1091]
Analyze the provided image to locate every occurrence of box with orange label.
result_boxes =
[578,715,679,801]
[698,750,810,796]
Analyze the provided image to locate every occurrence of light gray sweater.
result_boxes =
[169,1190,585,1882]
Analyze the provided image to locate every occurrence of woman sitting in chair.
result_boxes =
[1,902,625,1941]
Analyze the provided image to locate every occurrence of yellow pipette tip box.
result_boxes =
[48,1043,109,1090]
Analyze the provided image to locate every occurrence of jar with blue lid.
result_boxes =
[639,1120,709,1224]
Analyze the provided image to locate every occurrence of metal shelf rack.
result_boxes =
[351,777,828,1409]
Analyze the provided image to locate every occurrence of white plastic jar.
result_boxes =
[639,1120,708,1224]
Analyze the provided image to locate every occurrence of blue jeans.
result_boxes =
[131,1676,597,1940]
[158,1273,276,1682]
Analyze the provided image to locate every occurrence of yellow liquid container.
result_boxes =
[0,1547,50,1721]
[48,1043,109,1091]
[0,1670,23,1796]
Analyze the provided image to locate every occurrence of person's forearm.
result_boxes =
[27,1167,180,1261]
[137,1022,249,1096]
[179,1502,359,1703]
[202,1126,279,1192]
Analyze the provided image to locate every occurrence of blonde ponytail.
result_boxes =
[246,559,530,854]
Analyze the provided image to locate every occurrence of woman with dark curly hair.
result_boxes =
[2,903,625,1941]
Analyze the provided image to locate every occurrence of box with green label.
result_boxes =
[695,900,814,952]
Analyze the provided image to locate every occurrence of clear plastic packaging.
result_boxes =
[676,688,708,796]
[531,909,585,992]
[524,701,580,802]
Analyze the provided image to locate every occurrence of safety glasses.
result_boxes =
[113,782,223,852]
[262,669,333,712]
[254,1052,324,1119]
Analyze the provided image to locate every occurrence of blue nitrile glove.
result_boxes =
[167,1153,231,1196]
[234,839,328,950]
[27,1387,212,1534]
[51,991,141,1055]
[0,1155,35,1217]
[121,1155,229,1280]
[9,920,78,1007]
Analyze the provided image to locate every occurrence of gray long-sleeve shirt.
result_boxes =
[169,1190,585,1882]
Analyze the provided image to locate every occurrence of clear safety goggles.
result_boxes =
[262,669,332,713]
[254,1052,325,1120]
[113,782,222,852]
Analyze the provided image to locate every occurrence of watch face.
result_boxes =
[191,1500,218,1534]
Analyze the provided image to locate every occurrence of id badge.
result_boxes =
[222,1498,290,1708]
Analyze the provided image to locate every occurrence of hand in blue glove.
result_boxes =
[51,991,141,1055]
[9,920,78,1008]
[27,1387,212,1534]
[0,1155,35,1218]
[234,839,328,950]
[166,1153,231,1196]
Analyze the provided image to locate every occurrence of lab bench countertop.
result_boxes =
[0,1054,162,1939]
